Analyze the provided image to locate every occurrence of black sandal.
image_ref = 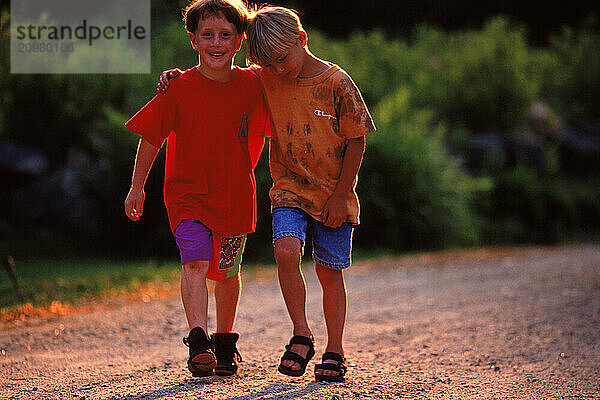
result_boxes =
[278,335,315,377]
[314,352,347,382]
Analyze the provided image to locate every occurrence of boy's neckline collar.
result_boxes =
[294,63,339,86]
[297,56,330,79]
[192,64,240,83]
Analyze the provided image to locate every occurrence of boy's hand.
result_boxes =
[322,194,347,228]
[157,68,183,93]
[321,136,365,228]
[124,187,145,221]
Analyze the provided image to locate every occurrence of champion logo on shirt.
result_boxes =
[314,109,337,120]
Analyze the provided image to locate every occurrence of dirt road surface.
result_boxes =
[1,245,599,399]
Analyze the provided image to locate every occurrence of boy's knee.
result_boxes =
[182,260,210,275]
[217,273,240,287]
[316,263,344,285]
[274,237,302,265]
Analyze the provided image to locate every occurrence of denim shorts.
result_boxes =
[272,207,354,269]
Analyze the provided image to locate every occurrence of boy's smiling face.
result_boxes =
[188,14,242,78]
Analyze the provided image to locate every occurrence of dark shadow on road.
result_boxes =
[107,380,325,400]
[221,381,324,400]
[106,376,219,400]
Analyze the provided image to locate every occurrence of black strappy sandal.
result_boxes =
[314,352,347,382]
[277,335,315,377]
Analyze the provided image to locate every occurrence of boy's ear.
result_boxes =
[188,32,197,51]
[298,30,307,47]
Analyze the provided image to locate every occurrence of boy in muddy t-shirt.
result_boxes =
[245,7,375,383]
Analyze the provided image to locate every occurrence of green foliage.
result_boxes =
[414,19,537,132]
[78,105,175,256]
[358,88,488,251]
[309,30,409,106]
[482,167,600,244]
[533,21,600,126]
[310,18,538,133]
[309,18,600,248]
[485,167,573,243]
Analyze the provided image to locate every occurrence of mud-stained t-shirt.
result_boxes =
[255,64,375,224]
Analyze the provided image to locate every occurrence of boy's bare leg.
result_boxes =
[274,237,313,371]
[215,273,241,332]
[181,261,210,332]
[315,262,347,377]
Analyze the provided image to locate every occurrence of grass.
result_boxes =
[0,247,398,320]
[1,257,182,311]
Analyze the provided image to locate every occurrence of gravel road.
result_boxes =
[1,245,599,399]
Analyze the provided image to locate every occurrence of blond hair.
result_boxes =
[183,0,249,35]
[246,6,302,66]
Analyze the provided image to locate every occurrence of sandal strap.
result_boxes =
[281,350,309,364]
[321,352,345,364]
[315,362,347,373]
[282,335,316,363]
[278,335,315,377]
[318,352,347,374]
[288,335,314,347]
[282,335,315,361]
[280,335,315,366]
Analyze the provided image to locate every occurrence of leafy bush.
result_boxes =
[309,29,409,106]
[78,105,176,257]
[358,88,489,252]
[416,18,537,133]
[311,17,538,134]
[485,166,573,243]
[533,22,600,127]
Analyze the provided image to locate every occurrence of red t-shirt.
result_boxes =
[125,66,269,235]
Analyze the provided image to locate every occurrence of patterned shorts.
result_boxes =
[174,219,246,281]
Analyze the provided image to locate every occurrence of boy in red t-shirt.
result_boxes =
[124,0,268,377]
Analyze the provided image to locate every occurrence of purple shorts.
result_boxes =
[173,219,212,265]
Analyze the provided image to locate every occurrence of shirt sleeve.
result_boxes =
[125,91,177,148]
[333,71,376,139]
